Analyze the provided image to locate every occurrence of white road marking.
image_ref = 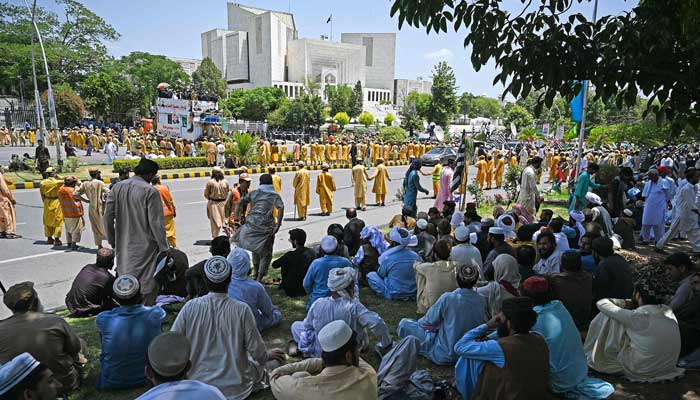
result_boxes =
[0,250,68,265]
[16,222,27,225]
[184,200,208,205]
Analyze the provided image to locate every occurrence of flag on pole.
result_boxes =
[570,81,587,123]
[326,14,332,23]
[451,131,468,193]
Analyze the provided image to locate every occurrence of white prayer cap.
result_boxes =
[623,209,633,217]
[321,163,330,169]
[454,226,470,242]
[469,232,478,245]
[327,267,356,292]
[585,192,602,205]
[0,353,40,395]
[450,211,465,228]
[647,168,659,175]
[320,235,338,253]
[204,255,231,283]
[212,166,222,172]
[488,227,505,235]
[318,320,353,352]
[569,210,585,222]
[113,275,140,300]
[416,219,428,230]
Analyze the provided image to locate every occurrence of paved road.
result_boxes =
[0,144,122,165]
[1,164,490,318]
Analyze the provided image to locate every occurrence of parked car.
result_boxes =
[420,146,457,166]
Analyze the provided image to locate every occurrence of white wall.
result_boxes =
[341,33,396,90]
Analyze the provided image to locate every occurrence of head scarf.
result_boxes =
[227,247,251,279]
[360,225,389,254]
[379,226,418,265]
[569,210,586,243]
[485,254,521,318]
[512,204,535,224]
[327,267,356,299]
[492,205,505,219]
[496,214,517,239]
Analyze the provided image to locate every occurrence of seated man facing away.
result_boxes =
[185,236,230,299]
[521,276,614,399]
[551,250,593,330]
[274,322,435,400]
[292,267,392,358]
[65,247,118,318]
[414,239,457,314]
[676,272,700,362]
[584,276,685,382]
[515,245,537,284]
[304,236,355,310]
[367,227,422,301]
[272,228,316,297]
[398,264,485,365]
[449,226,483,277]
[591,237,633,303]
[136,332,225,399]
[454,297,551,399]
[0,282,83,395]
[0,353,59,400]
[272,320,378,399]
[171,256,285,399]
[481,227,515,280]
[227,247,282,332]
[664,252,697,311]
[96,275,166,391]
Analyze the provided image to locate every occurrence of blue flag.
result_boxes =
[570,81,587,123]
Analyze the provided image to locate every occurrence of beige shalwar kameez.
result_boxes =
[204,179,230,238]
[75,179,109,247]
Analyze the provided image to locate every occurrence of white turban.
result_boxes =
[450,211,465,228]
[569,210,586,244]
[586,192,602,206]
[388,226,418,248]
[327,267,356,299]
[496,214,516,239]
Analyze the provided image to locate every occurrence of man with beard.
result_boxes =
[517,156,543,215]
[453,297,550,399]
[533,231,561,275]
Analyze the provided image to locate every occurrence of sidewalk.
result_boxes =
[7,160,410,190]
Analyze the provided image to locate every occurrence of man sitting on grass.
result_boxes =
[304,236,355,310]
[272,228,316,298]
[96,275,166,391]
[227,247,282,332]
[65,248,118,318]
[0,353,59,400]
[137,332,225,399]
[292,267,392,358]
[367,227,422,301]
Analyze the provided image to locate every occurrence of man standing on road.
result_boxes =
[517,156,543,215]
[293,161,311,220]
[0,170,19,239]
[104,158,169,305]
[74,168,109,248]
[39,167,64,246]
[216,141,226,167]
[204,167,230,239]
[34,139,50,175]
[316,164,336,216]
[351,158,369,211]
[369,158,391,207]
[105,139,117,164]
[403,159,430,218]
[152,175,177,248]
[237,173,284,281]
[58,176,86,251]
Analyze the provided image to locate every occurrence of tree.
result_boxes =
[350,81,364,118]
[470,96,503,119]
[285,93,324,128]
[390,0,700,133]
[504,103,533,131]
[266,100,289,127]
[334,111,350,127]
[358,111,375,127]
[458,92,474,119]
[379,126,408,142]
[0,0,119,93]
[241,87,285,121]
[80,60,140,123]
[428,61,458,127]
[384,113,396,126]
[41,84,84,127]
[400,91,429,132]
[325,85,354,116]
[192,58,226,97]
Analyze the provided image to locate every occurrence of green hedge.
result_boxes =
[112,157,208,172]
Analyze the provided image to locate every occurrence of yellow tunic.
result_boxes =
[316,171,336,213]
[272,174,282,194]
[485,159,495,188]
[351,164,369,200]
[293,168,311,206]
[40,177,64,237]
[370,164,390,195]
[494,158,505,187]
[475,160,487,188]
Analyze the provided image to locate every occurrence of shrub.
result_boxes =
[231,131,258,165]
[358,111,375,127]
[379,126,408,143]
[384,113,396,126]
[333,112,350,127]
[112,157,208,172]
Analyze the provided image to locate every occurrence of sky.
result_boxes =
[24,0,635,98]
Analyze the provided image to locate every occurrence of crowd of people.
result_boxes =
[1,137,700,399]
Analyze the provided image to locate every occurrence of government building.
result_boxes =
[201,3,430,113]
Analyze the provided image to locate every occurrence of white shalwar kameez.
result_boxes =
[656,182,700,252]
[641,179,670,243]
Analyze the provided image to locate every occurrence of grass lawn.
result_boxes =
[63,264,452,400]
